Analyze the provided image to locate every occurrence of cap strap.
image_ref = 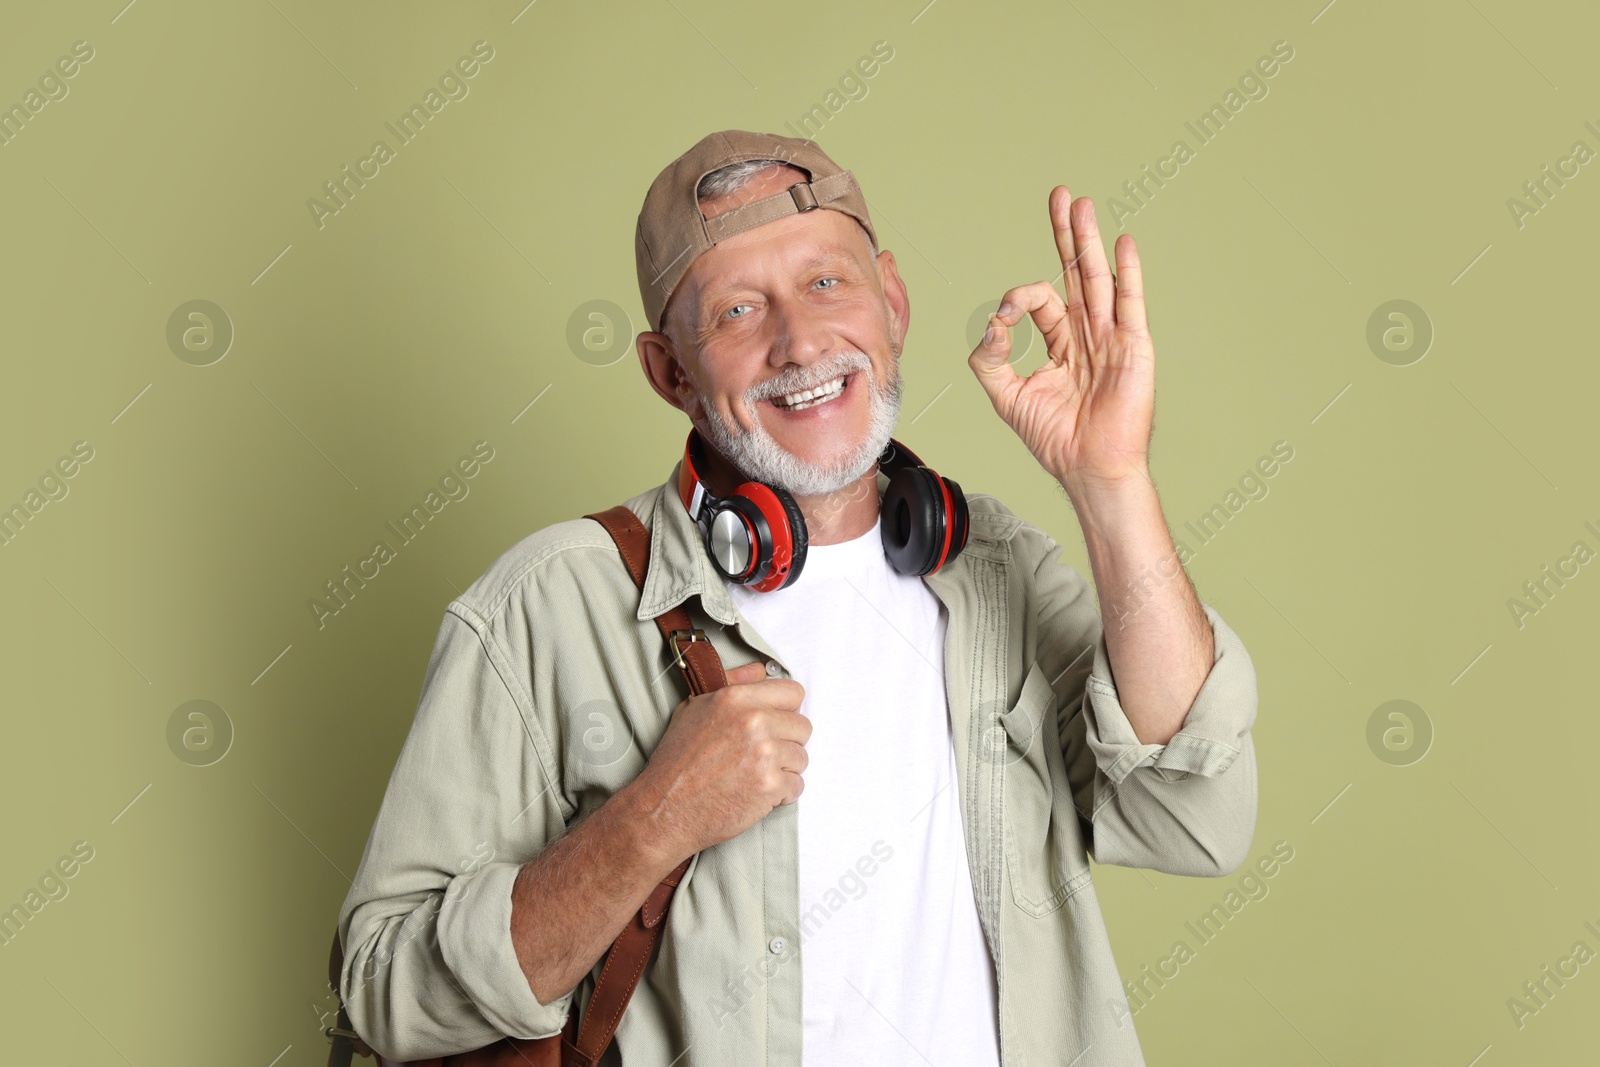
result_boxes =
[703,170,860,244]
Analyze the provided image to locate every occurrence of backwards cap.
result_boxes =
[633,129,878,333]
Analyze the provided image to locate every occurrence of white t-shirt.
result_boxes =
[724,516,1003,1067]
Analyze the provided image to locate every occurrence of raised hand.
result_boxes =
[967,186,1156,495]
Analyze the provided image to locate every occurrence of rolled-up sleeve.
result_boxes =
[337,606,573,1061]
[1026,527,1259,879]
[1082,602,1256,785]
[1067,600,1258,878]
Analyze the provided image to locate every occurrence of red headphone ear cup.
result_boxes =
[926,472,968,573]
[881,466,945,576]
[943,475,969,559]
[734,482,808,591]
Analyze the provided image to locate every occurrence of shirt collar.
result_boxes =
[632,456,740,625]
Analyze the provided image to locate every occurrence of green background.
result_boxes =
[2,0,1595,1063]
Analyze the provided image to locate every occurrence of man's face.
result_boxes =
[640,166,911,497]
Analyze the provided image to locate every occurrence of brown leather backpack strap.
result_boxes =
[563,505,725,1066]
[558,856,693,1067]
[656,598,729,698]
[585,505,729,698]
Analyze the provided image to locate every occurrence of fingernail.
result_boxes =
[997,302,1015,320]
[983,325,995,345]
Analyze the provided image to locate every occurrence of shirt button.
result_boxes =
[768,936,787,954]
[765,660,781,677]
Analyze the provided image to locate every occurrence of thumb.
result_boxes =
[968,313,1019,406]
[725,660,771,685]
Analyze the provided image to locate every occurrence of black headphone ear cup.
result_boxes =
[881,466,943,576]
[766,482,808,589]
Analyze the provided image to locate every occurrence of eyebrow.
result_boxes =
[696,245,862,306]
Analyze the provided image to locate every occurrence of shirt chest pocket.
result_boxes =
[998,659,1093,916]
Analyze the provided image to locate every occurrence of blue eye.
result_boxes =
[814,277,838,290]
[725,305,753,319]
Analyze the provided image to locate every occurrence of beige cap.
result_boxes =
[634,129,878,334]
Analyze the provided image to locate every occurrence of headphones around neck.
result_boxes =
[677,427,969,592]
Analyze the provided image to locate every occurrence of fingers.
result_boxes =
[969,279,1063,409]
[777,738,809,775]
[773,743,807,807]
[995,280,1066,339]
[777,770,805,806]
[770,706,812,745]
[997,280,1067,364]
[1112,233,1148,335]
[764,678,806,713]
[1049,186,1084,309]
[1068,196,1115,326]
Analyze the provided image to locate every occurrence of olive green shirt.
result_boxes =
[338,457,1259,1065]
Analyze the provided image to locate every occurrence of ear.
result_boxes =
[875,248,910,354]
[636,328,702,419]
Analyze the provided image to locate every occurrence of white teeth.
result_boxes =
[774,375,846,410]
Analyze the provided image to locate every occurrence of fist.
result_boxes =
[633,660,810,855]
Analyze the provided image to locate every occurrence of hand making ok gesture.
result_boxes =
[968,186,1156,495]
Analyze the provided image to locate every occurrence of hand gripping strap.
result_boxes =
[325,504,724,1067]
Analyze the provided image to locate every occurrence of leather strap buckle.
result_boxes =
[669,628,708,672]
[789,181,819,212]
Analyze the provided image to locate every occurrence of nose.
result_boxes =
[765,290,834,374]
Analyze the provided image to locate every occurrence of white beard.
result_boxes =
[696,347,903,497]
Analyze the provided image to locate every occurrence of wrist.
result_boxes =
[611,773,690,877]
[1057,464,1150,501]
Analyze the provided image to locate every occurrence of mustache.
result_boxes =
[747,351,873,403]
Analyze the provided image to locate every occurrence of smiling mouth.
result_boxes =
[769,374,848,411]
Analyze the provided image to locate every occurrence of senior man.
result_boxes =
[337,130,1259,1066]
